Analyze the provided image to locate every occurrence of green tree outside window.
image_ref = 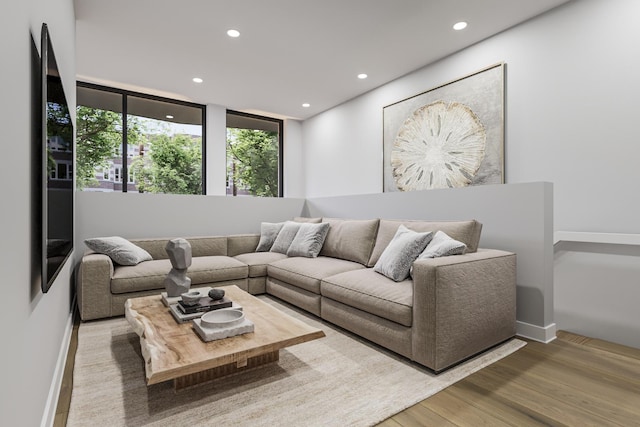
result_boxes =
[227,128,279,197]
[131,133,202,194]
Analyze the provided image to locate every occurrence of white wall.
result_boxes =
[1,0,76,426]
[555,242,640,348]
[303,0,640,232]
[206,103,227,195]
[283,119,304,197]
[75,192,306,253]
[301,0,640,348]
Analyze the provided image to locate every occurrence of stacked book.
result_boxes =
[177,296,233,314]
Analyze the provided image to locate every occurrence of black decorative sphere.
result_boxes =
[208,288,225,300]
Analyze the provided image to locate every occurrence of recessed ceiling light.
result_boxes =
[192,77,203,83]
[302,103,310,108]
[166,115,174,119]
[227,29,240,38]
[453,21,468,31]
[357,73,368,79]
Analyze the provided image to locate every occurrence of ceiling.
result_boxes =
[74,0,570,121]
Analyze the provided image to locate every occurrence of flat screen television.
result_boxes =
[41,23,74,292]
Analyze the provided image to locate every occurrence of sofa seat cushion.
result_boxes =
[234,252,288,277]
[267,256,364,294]
[321,269,413,327]
[111,256,248,294]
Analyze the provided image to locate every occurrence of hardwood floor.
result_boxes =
[54,325,640,426]
[379,331,640,426]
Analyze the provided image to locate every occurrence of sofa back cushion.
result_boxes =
[319,218,380,266]
[227,234,260,256]
[129,239,171,260]
[293,216,323,223]
[186,236,229,258]
[131,236,228,260]
[368,219,482,266]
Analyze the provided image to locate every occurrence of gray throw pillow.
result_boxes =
[84,236,153,266]
[416,230,467,259]
[255,222,285,252]
[270,221,302,254]
[287,222,330,258]
[373,225,433,282]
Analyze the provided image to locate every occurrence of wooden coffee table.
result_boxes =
[124,285,325,391]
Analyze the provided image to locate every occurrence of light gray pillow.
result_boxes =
[84,236,153,266]
[416,230,467,259]
[373,225,433,282]
[255,222,285,252]
[270,221,302,254]
[287,222,330,258]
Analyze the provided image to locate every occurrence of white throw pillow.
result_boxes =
[287,222,330,258]
[84,236,152,266]
[270,221,302,254]
[373,225,433,282]
[255,222,285,252]
[417,230,467,259]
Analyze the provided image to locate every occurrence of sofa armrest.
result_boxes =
[411,248,516,372]
[77,253,115,321]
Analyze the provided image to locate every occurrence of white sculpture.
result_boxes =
[164,238,193,297]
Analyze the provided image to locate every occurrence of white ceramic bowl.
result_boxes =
[200,309,245,328]
[181,291,201,306]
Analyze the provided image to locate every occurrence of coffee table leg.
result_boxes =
[173,350,280,391]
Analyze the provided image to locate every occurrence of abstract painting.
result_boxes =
[383,63,504,192]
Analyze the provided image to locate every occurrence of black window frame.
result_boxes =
[76,81,207,194]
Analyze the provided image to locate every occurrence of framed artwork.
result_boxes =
[383,63,504,192]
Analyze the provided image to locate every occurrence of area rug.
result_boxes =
[67,297,525,427]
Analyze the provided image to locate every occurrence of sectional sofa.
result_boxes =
[77,217,516,372]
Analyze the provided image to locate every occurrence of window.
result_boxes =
[76,82,206,194]
[226,110,283,197]
[56,163,66,179]
[49,160,72,180]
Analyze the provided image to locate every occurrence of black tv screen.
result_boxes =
[42,23,74,292]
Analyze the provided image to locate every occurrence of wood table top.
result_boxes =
[125,285,325,385]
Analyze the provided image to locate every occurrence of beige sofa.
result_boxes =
[77,217,516,372]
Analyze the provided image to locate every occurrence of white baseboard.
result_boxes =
[40,304,75,427]
[516,320,557,343]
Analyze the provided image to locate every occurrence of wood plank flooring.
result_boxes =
[379,331,640,426]
[55,322,640,426]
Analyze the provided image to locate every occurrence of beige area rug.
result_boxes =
[67,297,525,427]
